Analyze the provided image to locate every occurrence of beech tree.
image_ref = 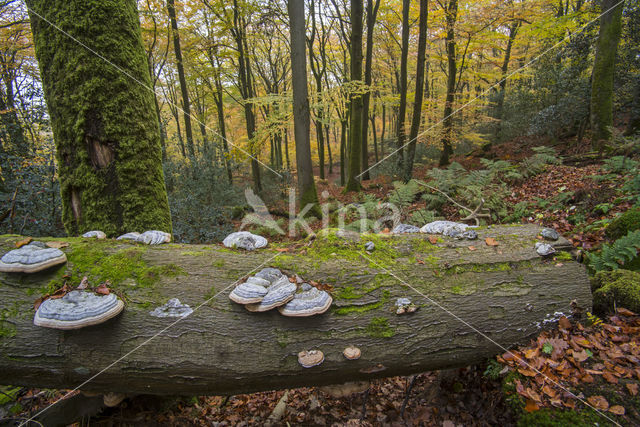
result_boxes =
[590,0,624,149]
[345,0,364,192]
[288,0,319,211]
[25,0,171,236]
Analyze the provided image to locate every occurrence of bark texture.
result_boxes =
[25,0,172,237]
[0,225,591,396]
[590,0,623,148]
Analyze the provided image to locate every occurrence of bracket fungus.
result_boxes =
[229,280,269,305]
[82,230,106,239]
[33,290,124,330]
[103,392,126,407]
[392,224,420,234]
[395,297,418,315]
[420,220,474,238]
[364,241,375,251]
[149,298,193,318]
[116,232,141,241]
[343,346,361,360]
[245,276,296,312]
[254,267,284,282]
[136,230,171,245]
[278,286,333,317]
[0,243,67,273]
[298,350,324,368]
[535,242,556,256]
[541,228,560,241]
[223,231,268,250]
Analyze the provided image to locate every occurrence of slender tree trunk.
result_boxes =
[288,0,319,213]
[339,120,346,186]
[325,123,333,174]
[439,0,458,166]
[590,0,623,149]
[25,0,172,236]
[167,0,194,157]
[371,114,379,162]
[232,0,261,192]
[381,103,386,157]
[361,0,380,181]
[625,78,640,136]
[345,0,364,191]
[283,129,290,170]
[213,74,232,183]
[396,0,410,170]
[404,0,429,182]
[491,21,520,145]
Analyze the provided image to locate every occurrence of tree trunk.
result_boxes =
[288,0,319,213]
[25,0,172,237]
[439,0,458,166]
[167,0,194,157]
[491,20,520,146]
[0,225,591,396]
[403,0,429,182]
[625,77,640,136]
[345,0,364,192]
[590,0,623,149]
[360,0,380,182]
[396,0,410,171]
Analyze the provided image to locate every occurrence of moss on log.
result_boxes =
[0,225,591,396]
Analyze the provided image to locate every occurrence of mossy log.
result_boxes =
[0,225,591,396]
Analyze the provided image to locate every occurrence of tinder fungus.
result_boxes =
[298,350,324,368]
[33,290,124,330]
[0,243,67,273]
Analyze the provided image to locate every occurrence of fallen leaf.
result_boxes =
[15,237,32,248]
[485,237,499,246]
[275,247,289,252]
[587,395,609,411]
[95,283,110,295]
[573,349,590,362]
[558,316,571,330]
[428,236,438,244]
[616,307,636,316]
[524,399,539,412]
[609,405,625,415]
[77,276,89,290]
[46,241,70,249]
[602,372,618,384]
[626,383,638,396]
[468,245,476,251]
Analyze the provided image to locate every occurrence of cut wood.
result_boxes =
[0,225,591,396]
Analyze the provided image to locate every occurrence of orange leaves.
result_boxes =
[484,237,499,246]
[15,237,32,248]
[587,395,609,411]
[46,241,70,249]
[428,236,438,244]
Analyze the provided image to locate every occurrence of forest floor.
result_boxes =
[3,140,639,426]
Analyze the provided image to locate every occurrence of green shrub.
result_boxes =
[606,206,640,240]
[591,269,640,314]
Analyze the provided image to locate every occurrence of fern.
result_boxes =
[520,146,561,177]
[588,230,640,272]
[603,156,638,174]
[409,209,438,226]
[586,311,603,328]
[388,179,422,208]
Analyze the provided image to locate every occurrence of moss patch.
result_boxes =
[591,269,640,314]
[366,317,395,338]
[606,206,640,240]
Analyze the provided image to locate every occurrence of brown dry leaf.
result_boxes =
[609,405,625,415]
[275,248,290,252]
[524,399,539,413]
[616,307,636,316]
[518,368,537,377]
[46,241,70,249]
[574,338,592,348]
[485,237,499,246]
[558,316,571,330]
[15,237,32,248]
[541,385,556,398]
[524,347,539,359]
[581,374,595,383]
[95,283,110,295]
[602,372,618,384]
[468,245,476,251]
[77,276,89,290]
[626,383,638,396]
[428,236,438,244]
[573,349,590,362]
[526,388,542,403]
[33,296,45,310]
[587,395,609,411]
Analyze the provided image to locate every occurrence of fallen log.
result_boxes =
[0,225,591,396]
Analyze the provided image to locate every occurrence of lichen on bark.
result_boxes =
[26,0,172,237]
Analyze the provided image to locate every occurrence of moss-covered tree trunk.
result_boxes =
[345,0,364,192]
[25,0,172,237]
[0,225,591,396]
[590,0,624,149]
